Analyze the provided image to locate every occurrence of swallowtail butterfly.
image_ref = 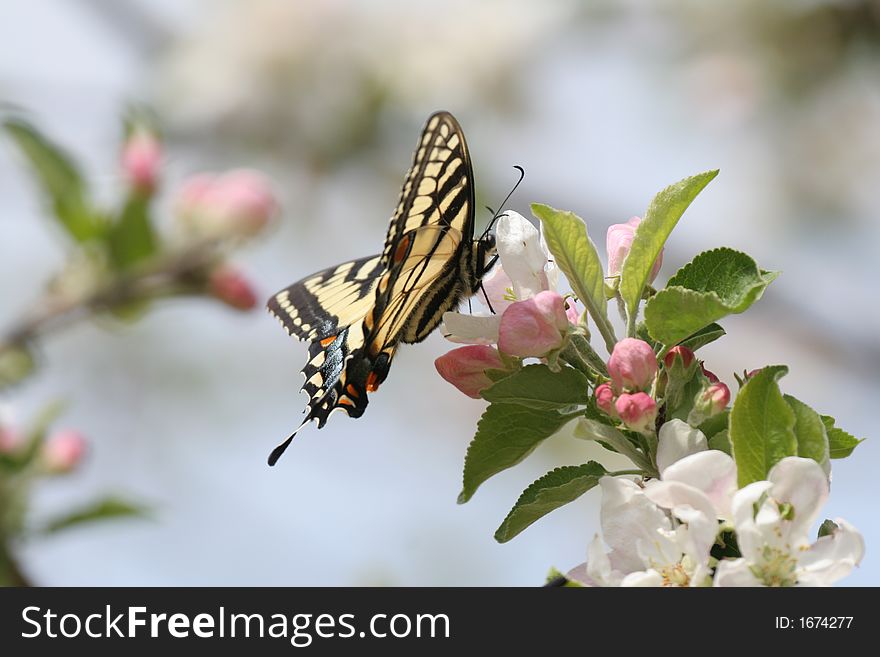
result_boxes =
[267,111,496,464]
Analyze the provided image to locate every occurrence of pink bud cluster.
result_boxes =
[435,290,577,399]
[595,338,659,433]
[42,429,87,474]
[174,169,278,240]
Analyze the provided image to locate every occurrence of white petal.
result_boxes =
[440,312,500,344]
[656,419,708,474]
[730,480,776,561]
[713,559,763,587]
[661,450,737,520]
[796,519,865,586]
[620,570,665,587]
[478,266,514,313]
[496,211,549,299]
[599,476,671,574]
[584,534,620,586]
[645,481,718,564]
[767,457,829,547]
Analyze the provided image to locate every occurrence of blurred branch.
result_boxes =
[0,240,221,386]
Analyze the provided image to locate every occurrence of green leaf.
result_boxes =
[644,248,779,346]
[531,203,616,353]
[2,117,99,241]
[818,519,838,538]
[545,567,585,587]
[729,365,797,487]
[784,395,830,470]
[481,364,588,410]
[677,322,726,352]
[820,415,864,459]
[707,429,731,455]
[698,408,729,439]
[41,497,149,534]
[106,195,158,270]
[495,462,607,543]
[459,404,579,503]
[620,170,719,330]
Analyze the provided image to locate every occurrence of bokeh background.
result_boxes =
[1,0,877,585]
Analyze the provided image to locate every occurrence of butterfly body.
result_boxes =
[268,111,494,464]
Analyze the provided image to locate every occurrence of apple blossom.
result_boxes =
[209,266,258,310]
[175,169,278,239]
[42,430,87,473]
[497,291,570,358]
[570,476,716,587]
[435,345,506,399]
[713,457,864,587]
[606,217,662,283]
[442,210,557,345]
[607,338,658,392]
[614,392,657,433]
[121,128,161,193]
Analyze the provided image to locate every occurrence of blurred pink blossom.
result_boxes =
[42,430,87,473]
[497,291,569,358]
[121,129,162,193]
[209,266,258,310]
[606,217,663,283]
[0,425,23,454]
[175,169,278,239]
[435,345,505,399]
[615,392,657,433]
[607,338,658,393]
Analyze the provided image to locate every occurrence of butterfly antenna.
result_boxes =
[480,281,496,314]
[479,165,525,241]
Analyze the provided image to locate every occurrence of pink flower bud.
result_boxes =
[701,364,719,383]
[497,291,570,358]
[701,382,730,416]
[209,266,258,310]
[174,169,278,239]
[606,217,663,283]
[615,392,657,433]
[607,338,658,393]
[121,129,161,193]
[594,383,616,417]
[0,425,23,454]
[746,368,762,380]
[42,430,87,473]
[435,345,506,399]
[663,345,695,369]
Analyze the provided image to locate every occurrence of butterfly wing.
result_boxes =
[267,256,385,464]
[268,254,384,342]
[381,111,476,265]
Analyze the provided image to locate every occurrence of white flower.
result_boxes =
[653,419,737,520]
[571,476,717,587]
[713,457,864,587]
[441,210,555,344]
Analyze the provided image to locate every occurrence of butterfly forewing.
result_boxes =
[382,112,475,266]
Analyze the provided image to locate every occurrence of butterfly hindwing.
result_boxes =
[268,255,385,342]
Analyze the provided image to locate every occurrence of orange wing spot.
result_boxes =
[337,397,355,407]
[320,336,336,347]
[345,384,360,398]
[393,233,412,264]
[366,372,380,392]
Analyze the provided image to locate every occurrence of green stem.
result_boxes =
[607,469,645,477]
